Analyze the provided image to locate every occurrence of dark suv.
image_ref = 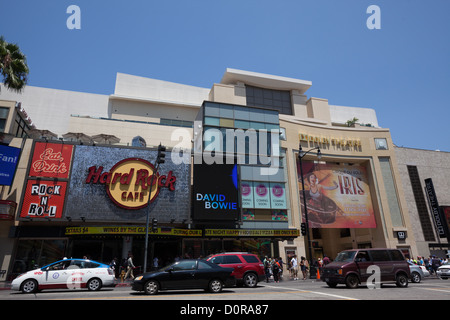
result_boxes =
[322,248,410,289]
[206,252,265,288]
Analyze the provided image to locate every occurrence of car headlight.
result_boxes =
[135,276,143,281]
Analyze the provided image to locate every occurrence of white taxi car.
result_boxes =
[12,258,115,293]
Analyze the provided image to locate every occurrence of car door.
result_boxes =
[369,250,393,282]
[194,260,217,288]
[164,260,198,289]
[353,250,373,283]
[222,255,244,280]
[43,260,72,289]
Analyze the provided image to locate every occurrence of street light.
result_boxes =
[298,144,322,279]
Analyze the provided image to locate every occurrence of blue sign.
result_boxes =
[0,145,21,186]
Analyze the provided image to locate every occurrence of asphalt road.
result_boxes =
[2,276,449,301]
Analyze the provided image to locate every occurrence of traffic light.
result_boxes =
[300,222,306,236]
[157,144,166,164]
[152,218,158,232]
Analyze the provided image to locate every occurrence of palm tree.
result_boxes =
[0,36,29,93]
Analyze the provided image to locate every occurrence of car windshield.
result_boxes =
[334,251,356,262]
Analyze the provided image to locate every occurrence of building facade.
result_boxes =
[395,147,450,258]
[0,69,421,281]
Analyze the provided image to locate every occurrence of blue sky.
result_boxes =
[1,0,449,151]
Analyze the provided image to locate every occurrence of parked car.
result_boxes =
[206,252,265,288]
[11,258,115,293]
[408,261,429,283]
[132,259,235,295]
[322,248,410,289]
[436,262,450,280]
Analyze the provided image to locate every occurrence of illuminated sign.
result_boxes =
[85,158,176,210]
[193,162,239,221]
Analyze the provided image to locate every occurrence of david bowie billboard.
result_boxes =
[64,145,191,223]
[193,161,240,222]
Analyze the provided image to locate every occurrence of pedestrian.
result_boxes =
[431,256,442,277]
[272,258,281,283]
[300,256,309,280]
[264,257,271,282]
[291,255,298,280]
[124,253,135,280]
[153,256,159,271]
[323,255,330,266]
[109,257,117,279]
[278,257,284,280]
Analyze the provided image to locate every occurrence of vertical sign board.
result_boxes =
[20,142,74,219]
[0,145,21,185]
[193,162,240,221]
[424,178,448,238]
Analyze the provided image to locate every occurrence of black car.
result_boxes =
[132,259,235,295]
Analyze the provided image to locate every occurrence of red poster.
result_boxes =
[29,142,73,178]
[20,180,67,219]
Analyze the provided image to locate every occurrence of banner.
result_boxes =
[297,161,376,228]
[270,182,287,209]
[254,182,271,209]
[65,226,202,237]
[20,180,68,219]
[205,229,299,237]
[0,145,20,185]
[29,142,73,178]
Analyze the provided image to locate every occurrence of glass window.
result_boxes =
[210,256,224,264]
[223,255,242,264]
[246,85,292,115]
[242,255,259,263]
[370,250,391,262]
[219,104,234,118]
[355,251,371,262]
[375,138,388,150]
[204,117,220,126]
[234,106,250,120]
[389,250,405,261]
[173,260,197,271]
[334,251,357,262]
[198,261,214,269]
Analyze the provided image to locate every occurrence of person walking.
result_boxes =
[300,256,309,280]
[124,253,135,280]
[291,255,298,280]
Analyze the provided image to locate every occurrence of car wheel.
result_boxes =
[208,279,223,293]
[396,274,409,288]
[21,279,38,294]
[87,278,102,291]
[243,273,258,288]
[411,272,421,283]
[345,274,359,289]
[144,280,159,295]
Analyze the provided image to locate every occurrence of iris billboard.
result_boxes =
[297,160,376,228]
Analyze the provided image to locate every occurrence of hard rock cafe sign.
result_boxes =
[85,158,176,210]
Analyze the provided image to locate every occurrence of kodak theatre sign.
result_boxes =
[85,158,176,210]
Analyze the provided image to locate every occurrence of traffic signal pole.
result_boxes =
[143,144,165,273]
